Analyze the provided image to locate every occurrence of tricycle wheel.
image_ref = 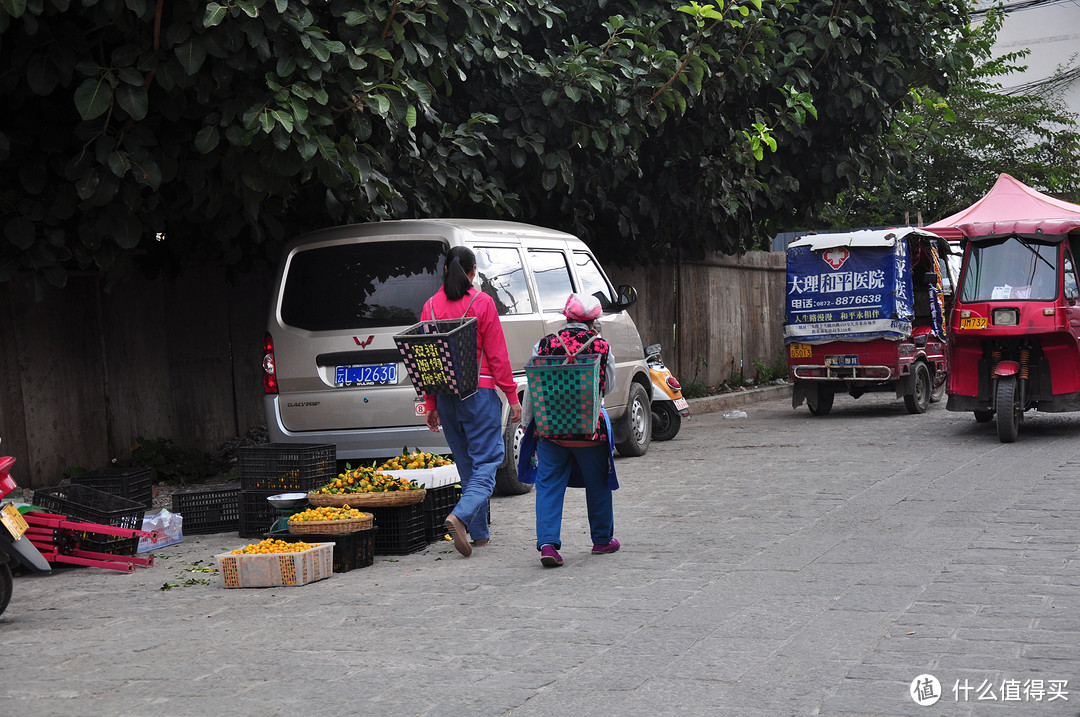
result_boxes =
[0,560,12,617]
[650,402,682,441]
[929,371,946,403]
[904,361,931,414]
[995,376,1021,443]
[808,388,834,416]
[974,410,993,423]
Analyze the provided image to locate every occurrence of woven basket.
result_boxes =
[526,352,602,437]
[288,513,373,534]
[393,318,478,398]
[308,489,427,508]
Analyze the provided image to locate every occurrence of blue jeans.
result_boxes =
[437,388,503,541]
[534,439,613,550]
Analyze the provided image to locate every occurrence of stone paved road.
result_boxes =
[2,391,1078,717]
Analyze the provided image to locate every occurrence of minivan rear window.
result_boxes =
[280,240,445,331]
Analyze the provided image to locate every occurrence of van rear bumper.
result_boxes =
[264,396,451,460]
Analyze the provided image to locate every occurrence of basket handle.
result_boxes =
[550,331,599,365]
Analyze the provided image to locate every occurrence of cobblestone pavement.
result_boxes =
[2,389,1079,717]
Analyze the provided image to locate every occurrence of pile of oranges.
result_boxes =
[378,449,453,471]
[230,538,316,554]
[289,506,370,522]
[314,464,424,494]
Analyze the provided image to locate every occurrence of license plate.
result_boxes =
[674,397,689,411]
[789,343,812,358]
[335,363,398,387]
[825,355,859,367]
[1,503,28,541]
[961,317,988,330]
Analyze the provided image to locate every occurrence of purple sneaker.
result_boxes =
[539,544,563,567]
[591,538,621,555]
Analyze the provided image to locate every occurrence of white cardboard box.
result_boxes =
[381,464,460,489]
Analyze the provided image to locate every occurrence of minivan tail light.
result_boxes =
[263,332,278,395]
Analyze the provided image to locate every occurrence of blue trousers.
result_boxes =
[437,388,503,541]
[534,439,613,550]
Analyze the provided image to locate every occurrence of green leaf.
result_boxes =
[405,105,417,130]
[203,3,227,27]
[175,39,208,75]
[73,77,112,121]
[194,126,220,154]
[0,0,27,18]
[115,84,148,120]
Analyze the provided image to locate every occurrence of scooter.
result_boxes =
[0,451,52,617]
[646,343,690,441]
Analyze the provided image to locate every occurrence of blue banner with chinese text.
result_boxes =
[784,241,914,344]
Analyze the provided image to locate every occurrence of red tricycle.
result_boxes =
[946,223,1080,441]
[785,228,955,415]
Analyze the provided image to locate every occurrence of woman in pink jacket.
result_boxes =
[423,245,522,556]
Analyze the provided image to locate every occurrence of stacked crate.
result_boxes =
[32,484,148,556]
[70,466,153,510]
[238,444,335,538]
[171,483,241,535]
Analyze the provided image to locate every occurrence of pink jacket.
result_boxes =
[421,287,520,411]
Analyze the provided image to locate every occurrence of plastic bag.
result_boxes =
[137,508,184,553]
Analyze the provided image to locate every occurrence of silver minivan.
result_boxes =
[262,219,652,495]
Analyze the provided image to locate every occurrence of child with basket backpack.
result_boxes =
[517,292,621,567]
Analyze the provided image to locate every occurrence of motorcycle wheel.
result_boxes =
[904,361,931,414]
[996,376,1021,443]
[0,560,12,617]
[651,402,682,442]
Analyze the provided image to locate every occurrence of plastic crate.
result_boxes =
[381,463,460,489]
[526,352,601,437]
[266,528,375,572]
[238,490,286,539]
[239,443,336,492]
[217,543,334,588]
[71,466,153,510]
[32,484,147,556]
[369,504,426,555]
[171,483,240,535]
[422,484,460,543]
[393,317,479,398]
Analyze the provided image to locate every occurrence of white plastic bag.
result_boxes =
[137,508,184,553]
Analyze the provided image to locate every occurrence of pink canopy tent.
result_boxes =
[925,173,1080,240]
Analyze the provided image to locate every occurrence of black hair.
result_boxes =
[443,245,476,301]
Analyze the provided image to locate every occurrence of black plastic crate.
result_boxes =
[238,490,285,538]
[239,443,336,492]
[265,528,376,572]
[32,484,147,556]
[71,466,153,510]
[422,484,460,543]
[369,504,426,555]
[172,483,240,534]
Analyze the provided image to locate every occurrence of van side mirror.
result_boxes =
[616,285,638,310]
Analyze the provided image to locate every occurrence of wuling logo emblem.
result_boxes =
[823,246,850,270]
[353,335,374,348]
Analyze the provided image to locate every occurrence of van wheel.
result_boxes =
[493,419,532,496]
[615,383,651,457]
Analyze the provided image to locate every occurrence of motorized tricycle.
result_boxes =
[1,453,52,616]
[784,228,954,416]
[946,224,1080,442]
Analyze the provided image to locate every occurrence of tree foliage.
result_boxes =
[0,0,975,289]
[816,10,1080,229]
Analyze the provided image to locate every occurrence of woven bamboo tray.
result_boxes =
[288,513,374,534]
[308,489,427,508]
